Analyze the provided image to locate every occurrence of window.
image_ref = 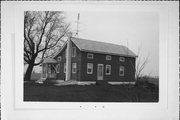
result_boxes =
[105,65,111,75]
[87,53,93,59]
[56,64,60,73]
[48,64,56,74]
[87,63,93,74]
[72,47,76,57]
[64,63,66,73]
[42,64,46,74]
[48,64,51,73]
[119,57,125,62]
[72,63,77,74]
[57,56,61,61]
[119,66,124,76]
[106,55,111,60]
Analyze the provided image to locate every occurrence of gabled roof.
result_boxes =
[53,40,68,58]
[71,37,137,57]
[42,58,57,63]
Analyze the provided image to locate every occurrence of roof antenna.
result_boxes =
[75,13,80,38]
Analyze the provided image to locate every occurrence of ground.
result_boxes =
[24,82,158,102]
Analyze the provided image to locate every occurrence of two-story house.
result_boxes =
[41,37,137,84]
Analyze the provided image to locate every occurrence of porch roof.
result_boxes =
[42,58,57,64]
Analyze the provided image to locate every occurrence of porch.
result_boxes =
[41,58,60,80]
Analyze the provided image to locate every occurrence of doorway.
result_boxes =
[97,64,104,80]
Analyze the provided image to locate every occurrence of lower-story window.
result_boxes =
[48,64,56,74]
[105,65,111,75]
[48,64,51,73]
[42,64,46,74]
[72,63,77,74]
[119,66,124,76]
[87,63,93,74]
[56,64,60,73]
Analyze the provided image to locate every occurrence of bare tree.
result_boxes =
[24,11,70,81]
[135,46,149,82]
[125,46,149,102]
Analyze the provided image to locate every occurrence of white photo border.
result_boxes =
[1,1,179,120]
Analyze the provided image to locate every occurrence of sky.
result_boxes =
[65,11,159,77]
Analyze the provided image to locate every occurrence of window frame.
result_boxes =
[42,64,46,74]
[72,63,77,74]
[72,47,76,57]
[106,55,112,60]
[56,64,60,73]
[119,57,125,62]
[105,65,111,75]
[48,64,51,74]
[87,63,93,74]
[119,66,125,76]
[87,53,94,59]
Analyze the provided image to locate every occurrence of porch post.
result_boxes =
[46,64,48,79]
[65,37,72,81]
[41,63,43,79]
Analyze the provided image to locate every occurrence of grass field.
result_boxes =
[24,82,158,102]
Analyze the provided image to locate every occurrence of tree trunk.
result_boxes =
[24,62,34,81]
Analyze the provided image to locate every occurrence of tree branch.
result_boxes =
[35,12,50,53]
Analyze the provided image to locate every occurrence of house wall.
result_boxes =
[70,42,81,81]
[54,42,81,81]
[80,51,136,82]
[54,42,136,82]
[54,47,66,80]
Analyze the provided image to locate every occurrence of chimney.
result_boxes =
[65,36,72,81]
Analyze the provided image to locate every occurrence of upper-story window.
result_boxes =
[57,56,61,61]
[72,47,76,57]
[87,53,94,59]
[106,55,111,60]
[119,57,125,62]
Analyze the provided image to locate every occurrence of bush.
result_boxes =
[135,78,158,92]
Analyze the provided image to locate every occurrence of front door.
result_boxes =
[97,64,104,80]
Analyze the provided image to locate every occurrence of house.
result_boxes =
[41,37,137,85]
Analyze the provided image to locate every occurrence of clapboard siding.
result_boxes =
[80,51,135,82]
[53,38,136,82]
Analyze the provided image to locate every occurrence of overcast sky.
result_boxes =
[65,11,159,77]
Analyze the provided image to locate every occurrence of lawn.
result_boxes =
[24,82,158,102]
